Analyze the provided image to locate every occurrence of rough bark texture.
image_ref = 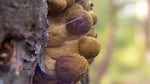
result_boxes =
[0,0,48,84]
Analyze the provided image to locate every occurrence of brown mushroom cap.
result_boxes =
[47,22,69,47]
[46,40,79,59]
[88,11,98,25]
[75,0,92,11]
[66,9,92,35]
[48,0,67,16]
[66,0,75,7]
[55,54,89,83]
[78,36,100,59]
[67,3,83,11]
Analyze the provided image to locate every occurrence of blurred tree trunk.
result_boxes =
[145,0,150,51]
[144,0,150,60]
[94,0,117,84]
[0,0,48,84]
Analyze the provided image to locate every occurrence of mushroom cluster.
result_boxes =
[43,0,100,84]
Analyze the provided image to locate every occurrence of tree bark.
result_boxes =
[0,0,48,84]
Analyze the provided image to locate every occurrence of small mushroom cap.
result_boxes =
[66,0,75,7]
[47,23,69,47]
[88,11,98,25]
[47,17,79,47]
[55,54,89,83]
[48,0,67,16]
[75,0,92,10]
[67,3,83,11]
[78,36,101,59]
[66,9,92,35]
[46,40,79,59]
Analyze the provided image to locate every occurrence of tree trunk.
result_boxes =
[145,0,150,53]
[0,0,48,84]
[94,0,117,84]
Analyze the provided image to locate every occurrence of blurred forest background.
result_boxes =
[90,0,150,84]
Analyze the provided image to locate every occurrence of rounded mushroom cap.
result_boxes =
[66,0,75,7]
[75,0,92,11]
[48,0,67,16]
[46,40,79,59]
[88,11,98,25]
[78,36,101,59]
[55,54,89,83]
[47,23,69,47]
[66,10,92,35]
[67,3,83,11]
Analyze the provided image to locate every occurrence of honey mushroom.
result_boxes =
[44,50,89,83]
[88,11,98,25]
[47,0,67,16]
[45,36,98,79]
[47,12,80,47]
[46,39,79,59]
[66,0,75,7]
[44,0,100,83]
[78,36,101,59]
[45,54,84,84]
[66,5,93,35]
[67,3,84,10]
[75,0,92,11]
[47,21,74,47]
[55,55,89,84]
[47,3,94,47]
